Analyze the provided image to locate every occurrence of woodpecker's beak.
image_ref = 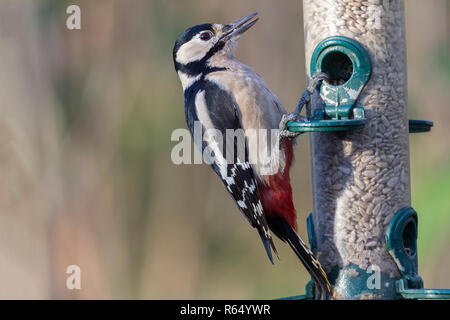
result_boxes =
[221,12,259,42]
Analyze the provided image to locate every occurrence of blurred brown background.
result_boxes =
[0,0,448,299]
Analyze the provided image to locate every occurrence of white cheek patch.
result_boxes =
[176,37,215,65]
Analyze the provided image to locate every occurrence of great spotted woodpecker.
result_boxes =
[173,12,331,299]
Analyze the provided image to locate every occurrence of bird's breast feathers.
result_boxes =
[205,61,286,132]
[200,62,288,178]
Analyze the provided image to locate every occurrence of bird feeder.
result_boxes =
[281,0,449,300]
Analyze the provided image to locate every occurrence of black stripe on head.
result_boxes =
[173,24,227,76]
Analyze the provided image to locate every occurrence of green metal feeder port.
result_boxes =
[287,35,371,133]
[286,36,434,134]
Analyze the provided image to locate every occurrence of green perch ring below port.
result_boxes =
[286,118,367,132]
[286,118,433,134]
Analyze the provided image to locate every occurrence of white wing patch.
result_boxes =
[195,90,235,186]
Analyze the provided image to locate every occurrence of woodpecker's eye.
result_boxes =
[200,32,212,41]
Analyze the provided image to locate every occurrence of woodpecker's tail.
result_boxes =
[257,228,278,264]
[267,216,332,300]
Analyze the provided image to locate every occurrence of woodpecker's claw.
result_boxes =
[279,72,329,142]
[279,113,306,140]
[307,71,329,93]
[279,113,298,130]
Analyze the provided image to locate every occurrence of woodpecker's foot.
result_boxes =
[279,113,307,140]
[307,72,329,93]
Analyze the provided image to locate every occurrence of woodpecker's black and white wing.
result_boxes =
[185,80,277,262]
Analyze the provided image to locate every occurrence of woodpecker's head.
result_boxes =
[173,13,258,85]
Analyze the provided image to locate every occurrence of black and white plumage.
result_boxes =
[183,60,277,262]
[173,13,331,299]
